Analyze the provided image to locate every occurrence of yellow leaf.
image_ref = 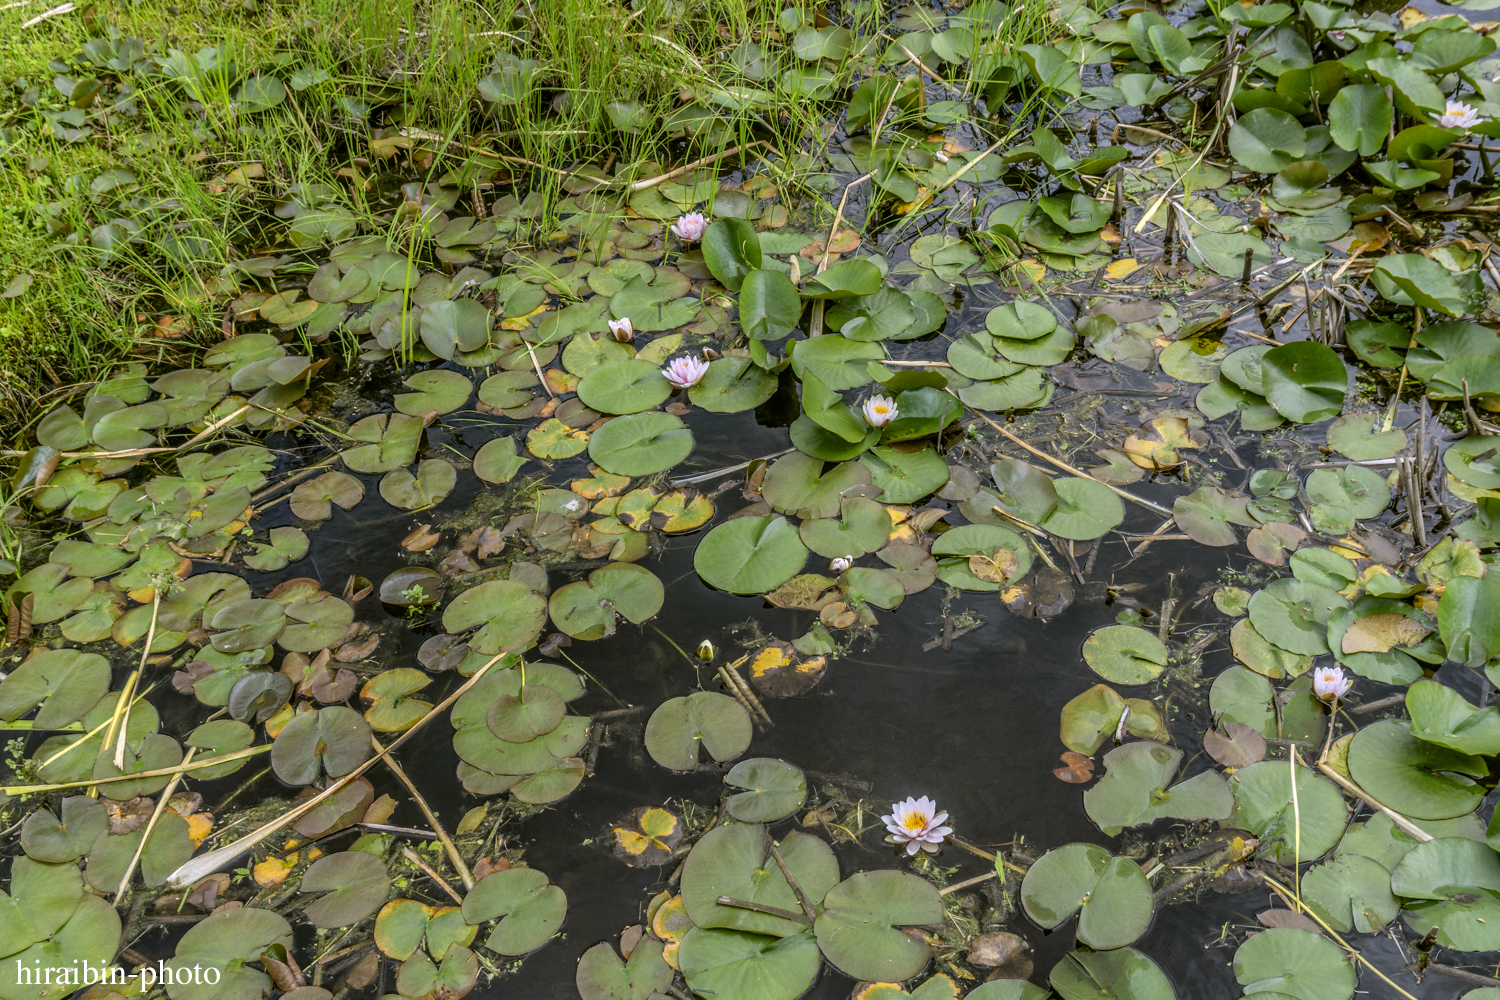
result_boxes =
[185,813,214,848]
[500,305,549,331]
[1341,614,1431,655]
[1016,258,1046,283]
[253,855,295,886]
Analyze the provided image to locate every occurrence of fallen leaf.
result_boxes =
[1053,751,1095,783]
[1341,613,1431,655]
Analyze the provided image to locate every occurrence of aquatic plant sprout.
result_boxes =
[607,317,634,343]
[863,394,898,427]
[882,796,953,855]
[1438,100,1483,130]
[1312,665,1353,701]
[662,355,709,388]
[670,211,708,242]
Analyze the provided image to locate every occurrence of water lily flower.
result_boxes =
[863,394,898,427]
[663,355,709,389]
[696,639,716,661]
[671,212,709,242]
[830,555,854,572]
[1312,665,1353,701]
[608,317,634,343]
[1439,100,1484,130]
[882,796,952,855]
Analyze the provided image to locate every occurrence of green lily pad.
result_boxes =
[577,359,674,414]
[1039,477,1124,540]
[300,851,390,928]
[1083,741,1233,836]
[361,668,434,732]
[461,867,568,955]
[678,928,821,1000]
[814,869,943,982]
[858,445,949,504]
[548,563,664,639]
[724,758,807,822]
[394,369,473,416]
[576,937,673,1000]
[1301,854,1398,934]
[1324,412,1406,460]
[644,691,753,770]
[1439,574,1500,668]
[694,515,808,595]
[21,797,107,863]
[473,436,528,484]
[442,580,548,655]
[688,357,779,412]
[379,459,457,510]
[588,412,694,476]
[271,705,371,785]
[681,824,837,936]
[1021,843,1154,950]
[164,906,294,1000]
[1259,342,1347,423]
[1247,578,1349,656]
[1229,759,1346,865]
[343,412,424,474]
[1059,684,1168,755]
[1050,947,1175,1000]
[1232,927,1354,1000]
[1082,625,1169,685]
[1347,719,1487,820]
[0,649,110,729]
[1407,678,1500,756]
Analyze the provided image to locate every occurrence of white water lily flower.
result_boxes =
[1439,100,1484,130]
[607,317,634,343]
[863,394,898,427]
[882,796,952,855]
[662,355,709,388]
[1312,665,1353,701]
[671,212,709,242]
[830,555,854,572]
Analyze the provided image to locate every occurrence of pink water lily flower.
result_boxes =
[1312,665,1353,701]
[830,555,854,572]
[1439,100,1484,130]
[663,354,709,389]
[882,796,952,855]
[671,212,709,242]
[607,317,634,343]
[863,394,898,427]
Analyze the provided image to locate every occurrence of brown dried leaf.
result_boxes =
[1203,722,1267,768]
[1256,908,1323,935]
[1053,751,1095,783]
[968,931,1030,968]
[1246,521,1308,567]
[401,524,440,551]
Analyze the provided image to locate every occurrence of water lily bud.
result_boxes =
[607,317,634,343]
[830,555,854,572]
[696,640,716,661]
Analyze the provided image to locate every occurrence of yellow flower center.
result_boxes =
[902,811,929,832]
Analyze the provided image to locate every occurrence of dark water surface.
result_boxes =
[195,382,1478,1000]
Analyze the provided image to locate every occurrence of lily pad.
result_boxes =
[694,515,808,594]
[724,758,807,823]
[300,851,390,928]
[442,580,548,655]
[814,869,944,982]
[1232,927,1354,1000]
[461,867,568,955]
[1021,843,1154,950]
[588,412,694,476]
[548,563,664,639]
[1347,719,1487,820]
[1083,741,1233,836]
[271,705,371,785]
[1229,759,1347,865]
[1082,625,1169,685]
[644,691,753,770]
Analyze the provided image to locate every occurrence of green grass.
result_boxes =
[0,0,1074,425]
